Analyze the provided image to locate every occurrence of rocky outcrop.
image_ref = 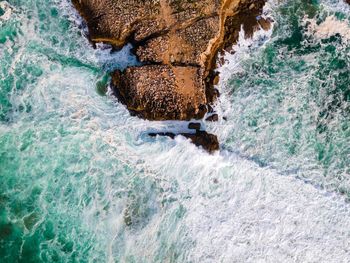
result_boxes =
[72,0,270,152]
[72,0,269,121]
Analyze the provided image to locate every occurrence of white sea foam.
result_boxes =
[305,15,350,41]
[210,3,275,141]
[321,0,350,13]
[127,144,350,262]
[56,1,349,261]
[12,48,349,262]
[0,1,12,21]
[3,0,350,261]
[217,7,275,84]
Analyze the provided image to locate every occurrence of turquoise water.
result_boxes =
[217,0,350,195]
[0,0,349,262]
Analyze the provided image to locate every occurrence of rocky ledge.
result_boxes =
[72,0,270,152]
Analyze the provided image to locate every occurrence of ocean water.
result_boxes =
[0,0,349,262]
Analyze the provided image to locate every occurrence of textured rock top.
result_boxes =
[72,0,268,121]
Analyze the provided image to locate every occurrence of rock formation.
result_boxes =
[72,0,270,152]
[72,0,269,120]
[111,65,207,120]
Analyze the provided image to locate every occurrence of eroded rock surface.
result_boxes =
[112,65,207,120]
[72,0,269,121]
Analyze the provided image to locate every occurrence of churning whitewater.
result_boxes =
[0,0,349,262]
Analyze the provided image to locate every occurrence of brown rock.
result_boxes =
[188,123,201,131]
[213,75,220,86]
[71,0,164,48]
[72,0,268,120]
[258,17,273,31]
[112,65,207,120]
[186,131,220,153]
[206,114,219,122]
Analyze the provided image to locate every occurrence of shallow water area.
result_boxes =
[0,0,350,262]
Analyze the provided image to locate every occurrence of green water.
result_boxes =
[0,0,350,262]
[219,0,350,194]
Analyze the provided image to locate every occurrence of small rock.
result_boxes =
[206,114,219,122]
[188,122,201,130]
[258,17,273,31]
[187,131,219,153]
[148,131,219,153]
[149,132,176,138]
[213,75,220,85]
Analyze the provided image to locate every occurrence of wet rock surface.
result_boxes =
[206,114,219,122]
[149,131,220,153]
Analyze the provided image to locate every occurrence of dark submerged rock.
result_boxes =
[149,131,219,153]
[188,122,201,131]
